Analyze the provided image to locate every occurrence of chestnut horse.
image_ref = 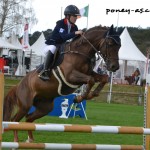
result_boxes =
[124,75,140,85]
[3,25,121,142]
[124,75,135,85]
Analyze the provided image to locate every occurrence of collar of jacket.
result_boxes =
[64,18,75,27]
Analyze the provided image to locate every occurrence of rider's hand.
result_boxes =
[75,30,83,35]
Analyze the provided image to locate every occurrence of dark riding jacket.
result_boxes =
[45,19,78,45]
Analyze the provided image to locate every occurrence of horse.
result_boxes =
[3,25,121,142]
[124,71,140,85]
[124,75,135,85]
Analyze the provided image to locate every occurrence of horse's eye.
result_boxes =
[107,39,114,46]
[108,42,114,46]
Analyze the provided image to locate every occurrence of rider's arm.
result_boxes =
[56,23,79,42]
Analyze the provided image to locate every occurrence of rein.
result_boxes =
[81,34,102,60]
[69,34,108,62]
[62,42,92,60]
[62,35,104,61]
[61,30,120,62]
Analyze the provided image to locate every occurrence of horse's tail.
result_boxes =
[3,85,18,121]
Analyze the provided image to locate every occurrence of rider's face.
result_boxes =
[69,15,77,24]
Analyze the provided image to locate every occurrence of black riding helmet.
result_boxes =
[64,5,81,16]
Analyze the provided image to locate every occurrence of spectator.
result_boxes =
[132,68,141,85]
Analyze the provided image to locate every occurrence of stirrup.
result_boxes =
[38,70,45,76]
[38,70,50,81]
[38,74,50,81]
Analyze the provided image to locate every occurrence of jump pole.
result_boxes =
[0,73,4,150]
[3,122,150,135]
[145,86,150,149]
[1,142,144,150]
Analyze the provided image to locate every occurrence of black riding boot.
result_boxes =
[38,51,54,81]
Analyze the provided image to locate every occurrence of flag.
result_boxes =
[22,23,29,49]
[79,5,89,17]
[78,5,89,29]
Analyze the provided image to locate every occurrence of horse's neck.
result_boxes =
[85,30,106,43]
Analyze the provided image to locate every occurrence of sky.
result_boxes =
[30,0,150,33]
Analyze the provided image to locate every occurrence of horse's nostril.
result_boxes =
[110,64,119,71]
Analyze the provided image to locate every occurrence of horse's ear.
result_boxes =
[107,24,114,36]
[110,24,114,29]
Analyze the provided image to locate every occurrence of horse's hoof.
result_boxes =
[73,95,83,103]
[26,139,34,143]
[26,136,34,143]
[73,98,78,103]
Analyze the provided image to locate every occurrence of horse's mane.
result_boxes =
[85,25,109,33]
[71,25,109,43]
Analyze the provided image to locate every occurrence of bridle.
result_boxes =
[98,35,121,62]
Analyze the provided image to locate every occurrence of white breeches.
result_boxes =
[44,45,56,55]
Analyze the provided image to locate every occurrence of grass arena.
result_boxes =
[1,73,150,150]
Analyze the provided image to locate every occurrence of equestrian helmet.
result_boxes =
[64,5,81,16]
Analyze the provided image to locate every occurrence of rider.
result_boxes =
[38,5,83,80]
[133,68,141,84]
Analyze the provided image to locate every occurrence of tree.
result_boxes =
[0,0,37,36]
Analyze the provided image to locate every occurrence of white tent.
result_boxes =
[0,35,24,76]
[30,32,46,56]
[0,37,21,50]
[119,28,146,61]
[29,32,45,70]
[0,37,21,56]
[8,32,23,49]
[114,28,147,80]
[8,32,25,76]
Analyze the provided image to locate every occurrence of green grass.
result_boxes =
[4,77,21,85]
[3,102,144,146]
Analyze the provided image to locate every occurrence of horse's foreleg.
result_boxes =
[25,111,40,143]
[86,73,109,99]
[68,70,95,103]
[87,82,107,100]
